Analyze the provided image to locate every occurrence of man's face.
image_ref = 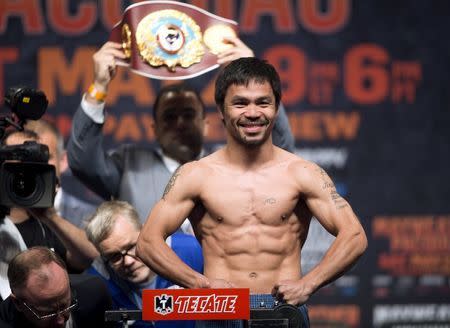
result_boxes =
[154,90,206,163]
[221,80,277,147]
[38,131,61,178]
[14,262,72,328]
[98,216,152,284]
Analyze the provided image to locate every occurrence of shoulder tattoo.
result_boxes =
[162,165,182,200]
[316,167,348,210]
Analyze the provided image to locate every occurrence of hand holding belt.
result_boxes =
[109,0,238,80]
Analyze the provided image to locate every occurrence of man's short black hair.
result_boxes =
[152,83,205,121]
[214,57,282,112]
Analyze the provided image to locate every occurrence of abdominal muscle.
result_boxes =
[200,214,304,294]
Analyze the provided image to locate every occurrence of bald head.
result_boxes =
[8,246,67,296]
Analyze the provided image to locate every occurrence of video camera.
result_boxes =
[0,87,56,215]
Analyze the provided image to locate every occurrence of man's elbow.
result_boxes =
[354,228,368,257]
[136,233,156,266]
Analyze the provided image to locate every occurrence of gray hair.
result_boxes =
[85,201,141,249]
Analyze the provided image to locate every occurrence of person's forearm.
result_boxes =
[67,105,121,199]
[136,234,208,289]
[45,213,99,270]
[301,225,367,294]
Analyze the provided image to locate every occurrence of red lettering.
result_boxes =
[240,0,295,33]
[263,45,306,105]
[101,0,123,30]
[391,61,422,103]
[115,113,142,141]
[103,114,117,137]
[47,0,96,35]
[38,47,94,105]
[213,0,235,20]
[0,48,19,106]
[141,113,155,141]
[309,62,339,105]
[0,0,44,34]
[322,112,360,140]
[299,0,350,34]
[344,44,389,104]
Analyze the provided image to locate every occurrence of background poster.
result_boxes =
[1,0,449,326]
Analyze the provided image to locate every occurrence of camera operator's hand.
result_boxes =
[216,36,254,65]
[87,42,126,104]
[27,207,99,271]
[27,207,58,222]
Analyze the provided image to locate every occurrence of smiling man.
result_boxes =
[136,57,368,328]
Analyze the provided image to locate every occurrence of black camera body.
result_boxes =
[0,142,56,208]
[0,87,56,213]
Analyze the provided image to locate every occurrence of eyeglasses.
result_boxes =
[22,294,78,320]
[103,244,137,266]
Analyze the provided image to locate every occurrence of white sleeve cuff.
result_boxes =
[81,94,106,124]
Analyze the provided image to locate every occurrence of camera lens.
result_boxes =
[7,169,45,206]
[12,171,37,197]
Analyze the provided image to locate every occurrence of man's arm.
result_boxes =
[66,105,123,199]
[136,164,210,289]
[273,162,367,305]
[66,42,127,199]
[27,208,99,271]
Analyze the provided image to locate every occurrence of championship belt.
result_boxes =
[109,0,238,80]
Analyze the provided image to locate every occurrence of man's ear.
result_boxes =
[217,106,224,120]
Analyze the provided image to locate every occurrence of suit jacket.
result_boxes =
[67,103,295,222]
[0,273,112,328]
[58,188,99,228]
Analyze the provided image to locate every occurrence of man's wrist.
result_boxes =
[87,83,107,103]
[191,274,210,289]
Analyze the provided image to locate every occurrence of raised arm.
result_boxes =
[273,162,367,305]
[27,207,99,271]
[136,163,209,289]
[67,42,127,199]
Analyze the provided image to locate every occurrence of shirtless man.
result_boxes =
[136,57,367,327]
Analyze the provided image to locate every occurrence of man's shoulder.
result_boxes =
[70,273,109,293]
[283,153,330,190]
[69,273,112,325]
[0,296,16,326]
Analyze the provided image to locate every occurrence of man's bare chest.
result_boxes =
[199,170,300,225]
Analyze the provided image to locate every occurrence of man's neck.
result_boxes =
[225,138,275,169]
[133,271,157,290]
[7,208,29,224]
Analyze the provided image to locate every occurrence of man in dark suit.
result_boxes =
[0,246,112,328]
